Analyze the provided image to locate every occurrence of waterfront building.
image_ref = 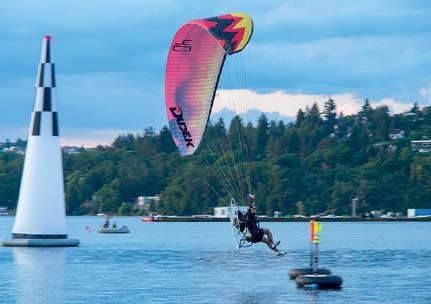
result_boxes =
[135,196,160,211]
[214,207,231,218]
[411,140,431,153]
[407,209,431,217]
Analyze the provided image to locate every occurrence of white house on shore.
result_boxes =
[214,207,231,218]
[411,140,431,153]
[134,196,160,211]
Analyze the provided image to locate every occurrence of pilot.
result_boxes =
[245,194,284,254]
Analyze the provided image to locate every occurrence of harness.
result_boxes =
[229,198,260,249]
[237,209,253,247]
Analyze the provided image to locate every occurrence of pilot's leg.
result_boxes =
[262,233,279,253]
[262,228,274,244]
[261,236,271,247]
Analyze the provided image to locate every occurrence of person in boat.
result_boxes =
[244,195,281,253]
[103,218,110,228]
[112,222,117,229]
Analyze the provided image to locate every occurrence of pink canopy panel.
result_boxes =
[165,13,253,156]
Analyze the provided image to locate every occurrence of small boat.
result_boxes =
[141,214,160,222]
[98,225,130,234]
[141,216,156,222]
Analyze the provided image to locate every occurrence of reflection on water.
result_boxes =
[13,248,66,304]
[0,217,430,304]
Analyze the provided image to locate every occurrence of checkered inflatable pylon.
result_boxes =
[31,35,59,137]
[12,36,68,239]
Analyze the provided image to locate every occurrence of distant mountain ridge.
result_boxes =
[211,107,295,125]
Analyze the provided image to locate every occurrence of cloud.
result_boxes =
[60,128,139,147]
[259,0,431,43]
[213,89,415,118]
[2,88,417,147]
[420,83,431,102]
[1,0,431,146]
[58,72,165,130]
[239,32,431,101]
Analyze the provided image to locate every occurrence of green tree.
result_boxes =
[118,202,133,215]
[323,98,337,134]
[255,113,268,160]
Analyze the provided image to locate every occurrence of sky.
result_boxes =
[0,0,430,146]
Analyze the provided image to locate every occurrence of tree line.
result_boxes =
[1,98,431,216]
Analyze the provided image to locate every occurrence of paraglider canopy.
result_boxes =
[165,13,253,156]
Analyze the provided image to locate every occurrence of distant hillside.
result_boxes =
[1,98,431,216]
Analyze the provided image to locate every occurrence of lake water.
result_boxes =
[0,217,430,303]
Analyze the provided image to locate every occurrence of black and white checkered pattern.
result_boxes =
[31,36,59,137]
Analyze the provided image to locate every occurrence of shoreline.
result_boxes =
[2,215,431,222]
[139,216,431,222]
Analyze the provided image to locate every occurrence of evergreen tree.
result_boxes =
[296,109,305,127]
[255,113,268,160]
[157,126,176,153]
[373,106,390,140]
[411,102,419,113]
[306,103,321,127]
[3,104,431,216]
[323,98,337,133]
[360,98,373,119]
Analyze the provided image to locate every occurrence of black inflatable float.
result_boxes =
[295,274,343,289]
[288,268,331,280]
[289,219,343,290]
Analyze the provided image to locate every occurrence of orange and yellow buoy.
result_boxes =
[310,219,322,244]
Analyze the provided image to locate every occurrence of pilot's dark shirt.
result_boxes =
[245,211,259,233]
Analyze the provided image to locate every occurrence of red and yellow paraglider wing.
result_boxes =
[190,13,253,55]
[165,13,253,156]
